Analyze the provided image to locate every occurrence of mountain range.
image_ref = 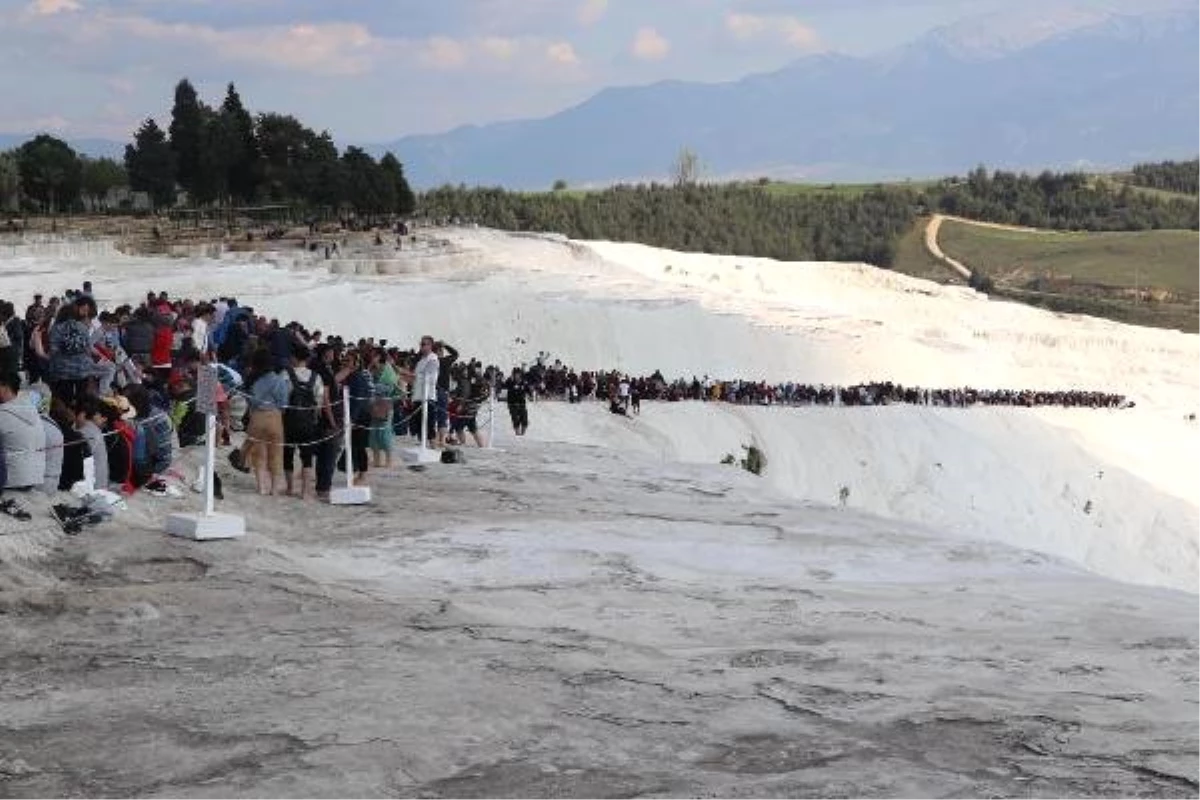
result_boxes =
[380,6,1198,189]
[3,6,1196,190]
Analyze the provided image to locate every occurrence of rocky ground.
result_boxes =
[0,443,1196,798]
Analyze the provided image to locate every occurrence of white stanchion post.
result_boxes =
[342,386,353,490]
[203,412,217,517]
[419,375,430,452]
[332,385,371,504]
[401,372,440,465]
[166,365,245,540]
[486,387,496,450]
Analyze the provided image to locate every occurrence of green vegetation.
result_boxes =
[938,222,1199,295]
[2,78,416,218]
[929,166,1198,230]
[1127,159,1198,196]
[421,183,918,266]
[939,220,1199,332]
[890,216,963,284]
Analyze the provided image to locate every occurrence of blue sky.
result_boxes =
[0,0,1183,144]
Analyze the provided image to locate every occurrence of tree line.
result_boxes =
[420,183,918,267]
[1128,159,1199,196]
[0,139,127,214]
[417,164,1197,267]
[930,166,1199,230]
[1,79,416,218]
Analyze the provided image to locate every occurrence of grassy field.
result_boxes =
[937,221,1200,295]
[936,219,1198,332]
[890,217,962,284]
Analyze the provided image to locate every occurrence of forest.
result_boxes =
[928,166,1199,230]
[0,79,415,218]
[419,183,918,266]
[418,165,1198,266]
[1127,159,1199,195]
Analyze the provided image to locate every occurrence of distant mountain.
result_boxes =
[0,134,125,161]
[377,7,1199,190]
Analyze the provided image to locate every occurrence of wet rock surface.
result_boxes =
[0,445,1196,797]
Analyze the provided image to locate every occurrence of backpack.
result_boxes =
[284,368,320,442]
[61,324,89,355]
[132,414,173,481]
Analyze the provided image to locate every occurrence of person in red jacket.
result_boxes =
[150,311,174,383]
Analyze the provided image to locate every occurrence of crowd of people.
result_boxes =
[493,359,1130,412]
[0,281,1131,532]
[0,285,516,530]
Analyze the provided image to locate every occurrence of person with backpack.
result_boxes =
[282,344,324,500]
[124,384,174,495]
[47,299,96,405]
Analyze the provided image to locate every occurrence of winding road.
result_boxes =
[923,213,1057,282]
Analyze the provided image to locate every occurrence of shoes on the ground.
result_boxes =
[228,449,250,473]
[0,498,32,522]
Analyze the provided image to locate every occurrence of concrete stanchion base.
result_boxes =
[165,512,246,541]
[330,486,372,505]
[400,447,441,466]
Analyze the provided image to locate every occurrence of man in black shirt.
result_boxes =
[434,341,457,448]
[503,368,529,436]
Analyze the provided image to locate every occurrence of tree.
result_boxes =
[299,130,342,210]
[671,146,700,187]
[552,179,568,192]
[16,134,82,212]
[0,151,20,212]
[169,79,207,198]
[80,156,126,210]
[340,147,386,216]
[124,118,176,209]
[221,83,260,202]
[256,112,310,201]
[379,152,416,215]
[192,107,231,206]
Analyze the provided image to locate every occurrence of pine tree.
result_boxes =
[168,79,206,198]
[125,118,176,209]
[221,83,260,202]
[379,152,416,215]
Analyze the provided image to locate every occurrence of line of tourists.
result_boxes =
[0,284,1130,530]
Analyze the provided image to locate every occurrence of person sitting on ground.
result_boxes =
[100,396,136,494]
[0,373,46,494]
[36,390,63,495]
[74,395,109,493]
[124,383,174,493]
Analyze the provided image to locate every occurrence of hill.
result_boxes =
[382,7,1198,189]
[931,219,1200,332]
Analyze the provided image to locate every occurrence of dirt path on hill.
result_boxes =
[924,214,1062,283]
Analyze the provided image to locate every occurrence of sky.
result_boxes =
[0,0,1186,145]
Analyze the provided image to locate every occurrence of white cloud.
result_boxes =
[546,41,580,66]
[420,35,469,69]
[481,36,518,60]
[578,0,607,26]
[631,26,669,61]
[724,12,821,51]
[26,0,80,16]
